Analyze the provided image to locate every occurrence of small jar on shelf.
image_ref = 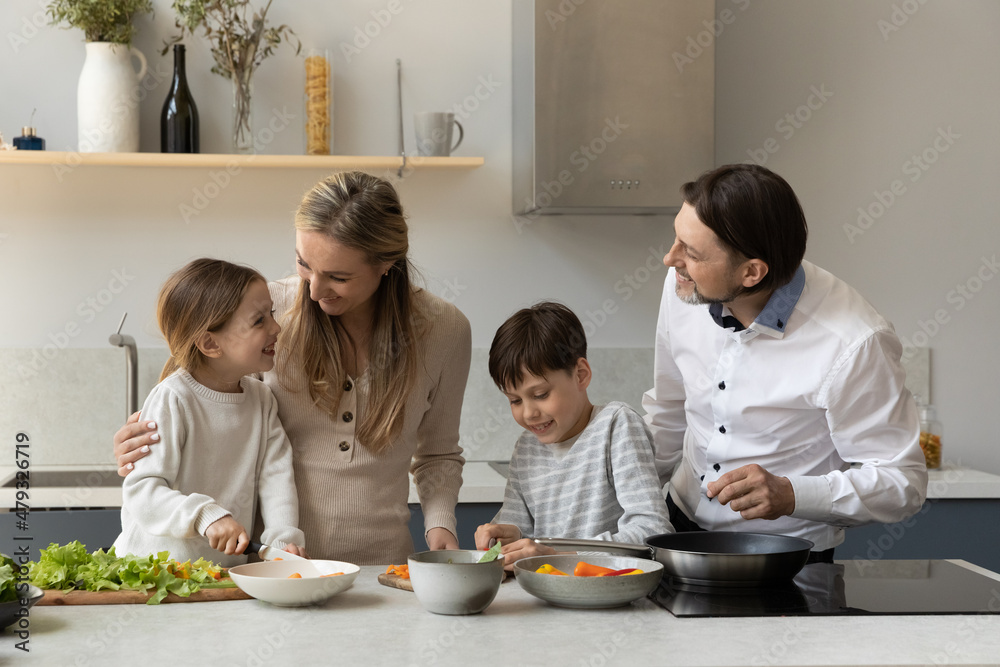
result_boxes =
[918,403,942,469]
[303,48,332,155]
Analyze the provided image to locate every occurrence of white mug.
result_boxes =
[414,112,464,157]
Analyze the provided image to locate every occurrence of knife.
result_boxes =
[247,540,306,562]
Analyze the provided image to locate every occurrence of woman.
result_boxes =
[114,171,471,565]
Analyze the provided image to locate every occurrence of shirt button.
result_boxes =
[342,411,353,423]
[718,381,726,390]
[719,425,726,434]
[339,441,350,452]
[713,463,721,472]
[343,380,353,392]
[700,475,705,481]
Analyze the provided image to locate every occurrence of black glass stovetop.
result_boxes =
[651,560,1000,617]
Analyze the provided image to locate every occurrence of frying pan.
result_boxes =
[536,531,813,587]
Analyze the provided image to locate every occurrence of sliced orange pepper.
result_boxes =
[321,572,345,577]
[573,561,618,577]
[288,573,302,578]
[385,564,410,579]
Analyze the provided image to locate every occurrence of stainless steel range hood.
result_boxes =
[513,0,715,216]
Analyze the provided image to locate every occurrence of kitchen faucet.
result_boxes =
[109,312,138,421]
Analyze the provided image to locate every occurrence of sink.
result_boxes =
[487,461,510,478]
[2,469,122,488]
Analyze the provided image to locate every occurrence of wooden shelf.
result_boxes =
[0,151,484,171]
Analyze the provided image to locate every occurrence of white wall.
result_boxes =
[1,1,998,473]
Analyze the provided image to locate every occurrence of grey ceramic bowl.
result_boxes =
[513,555,662,609]
[407,550,504,615]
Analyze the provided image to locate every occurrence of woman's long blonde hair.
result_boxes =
[280,171,423,453]
[157,258,266,382]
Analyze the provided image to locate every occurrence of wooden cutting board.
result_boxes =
[36,587,252,605]
[377,572,413,592]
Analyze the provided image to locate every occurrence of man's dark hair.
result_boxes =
[682,164,808,294]
[488,301,587,391]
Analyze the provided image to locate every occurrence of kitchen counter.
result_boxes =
[4,462,999,510]
[8,559,1000,665]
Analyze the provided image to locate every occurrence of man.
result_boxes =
[642,164,928,562]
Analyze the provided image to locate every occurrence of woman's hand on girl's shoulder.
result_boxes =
[114,411,160,477]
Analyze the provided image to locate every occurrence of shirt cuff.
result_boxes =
[195,504,232,536]
[787,475,833,523]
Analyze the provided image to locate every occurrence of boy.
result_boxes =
[474,302,672,566]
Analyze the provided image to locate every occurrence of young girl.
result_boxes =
[114,258,304,566]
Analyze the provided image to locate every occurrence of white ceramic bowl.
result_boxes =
[407,550,504,615]
[228,559,359,607]
[513,555,662,609]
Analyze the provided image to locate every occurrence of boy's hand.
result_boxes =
[499,539,556,571]
[474,523,521,551]
[206,516,249,555]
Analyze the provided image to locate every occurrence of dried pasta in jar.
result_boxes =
[304,52,331,155]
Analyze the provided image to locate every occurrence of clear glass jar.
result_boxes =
[918,404,942,469]
[303,48,332,155]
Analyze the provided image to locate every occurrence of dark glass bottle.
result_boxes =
[161,44,199,153]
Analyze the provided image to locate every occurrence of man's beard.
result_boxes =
[675,274,748,306]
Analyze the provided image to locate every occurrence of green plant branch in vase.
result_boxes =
[165,0,300,153]
[47,0,153,45]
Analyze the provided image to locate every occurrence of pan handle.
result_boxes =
[534,537,654,559]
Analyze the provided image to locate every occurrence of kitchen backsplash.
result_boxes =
[0,347,930,466]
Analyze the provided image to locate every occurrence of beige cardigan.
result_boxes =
[263,277,470,565]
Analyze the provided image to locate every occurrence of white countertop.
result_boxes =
[3,462,999,510]
[8,559,1000,666]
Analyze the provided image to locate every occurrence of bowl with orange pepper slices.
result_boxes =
[513,555,663,609]
[227,559,360,607]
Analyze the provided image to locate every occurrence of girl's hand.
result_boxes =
[206,516,250,555]
[281,543,308,558]
[114,411,159,477]
[426,527,459,551]
[474,523,521,551]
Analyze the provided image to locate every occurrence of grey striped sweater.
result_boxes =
[493,402,673,543]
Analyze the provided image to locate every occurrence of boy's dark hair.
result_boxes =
[681,163,808,294]
[488,301,587,391]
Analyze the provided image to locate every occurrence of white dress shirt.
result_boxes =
[642,261,928,550]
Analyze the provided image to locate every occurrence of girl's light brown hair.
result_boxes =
[279,170,423,454]
[157,258,266,382]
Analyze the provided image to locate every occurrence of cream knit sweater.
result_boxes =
[115,369,304,567]
[264,277,470,565]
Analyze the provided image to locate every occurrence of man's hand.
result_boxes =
[706,464,795,520]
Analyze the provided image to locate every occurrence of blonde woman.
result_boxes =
[114,171,471,564]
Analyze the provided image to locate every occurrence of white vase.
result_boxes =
[77,42,148,153]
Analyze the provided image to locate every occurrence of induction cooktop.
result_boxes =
[651,560,1000,617]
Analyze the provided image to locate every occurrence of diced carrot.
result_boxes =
[288,573,302,579]
[274,557,283,561]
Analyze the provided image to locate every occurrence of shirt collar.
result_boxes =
[708,264,806,339]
